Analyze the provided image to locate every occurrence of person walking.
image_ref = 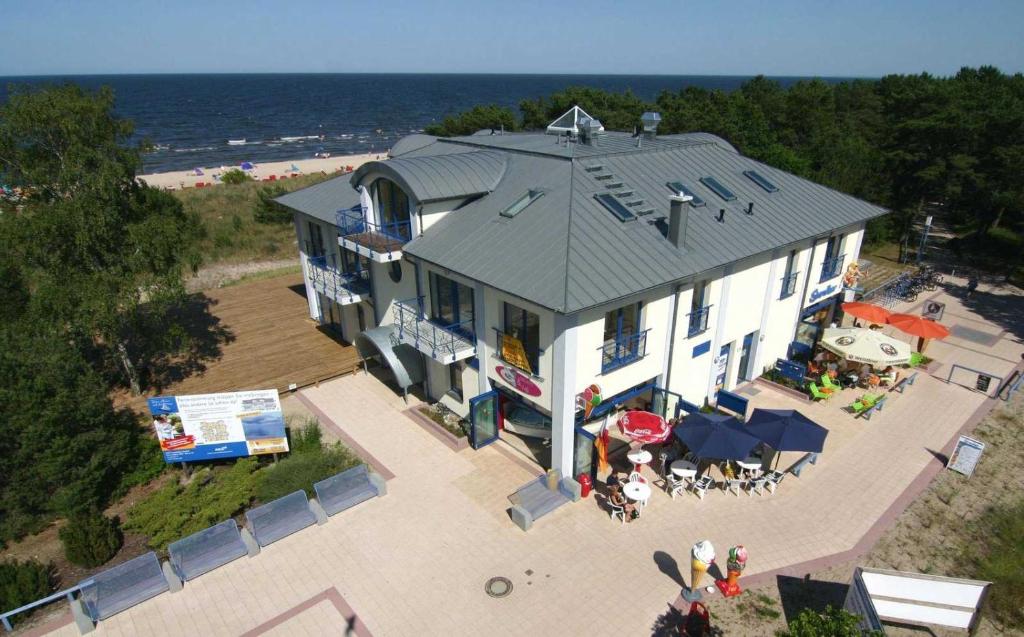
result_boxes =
[966,272,979,298]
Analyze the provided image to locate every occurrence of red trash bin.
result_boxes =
[577,473,593,498]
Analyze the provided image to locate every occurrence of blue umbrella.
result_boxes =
[240,161,255,171]
[745,409,828,453]
[673,413,761,460]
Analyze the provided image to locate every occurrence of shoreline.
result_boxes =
[138,152,385,190]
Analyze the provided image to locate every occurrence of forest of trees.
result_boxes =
[427,67,1023,275]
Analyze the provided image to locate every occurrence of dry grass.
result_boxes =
[173,172,331,266]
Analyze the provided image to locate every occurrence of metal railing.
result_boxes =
[820,254,845,282]
[687,305,712,337]
[393,296,475,361]
[2,581,91,632]
[307,255,370,302]
[945,363,1004,398]
[780,271,799,299]
[336,206,412,245]
[600,329,650,373]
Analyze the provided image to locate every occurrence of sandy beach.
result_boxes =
[138,152,385,190]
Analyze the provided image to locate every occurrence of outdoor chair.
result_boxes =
[723,479,745,497]
[764,470,785,494]
[849,393,879,415]
[746,476,767,496]
[668,476,688,500]
[628,471,647,485]
[607,498,626,525]
[821,373,841,393]
[691,476,715,500]
[808,382,833,401]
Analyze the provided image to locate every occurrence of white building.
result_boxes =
[278,109,885,480]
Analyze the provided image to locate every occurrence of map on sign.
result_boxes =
[947,435,985,477]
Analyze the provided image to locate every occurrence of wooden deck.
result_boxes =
[117,273,361,412]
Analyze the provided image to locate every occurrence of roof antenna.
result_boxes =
[718,209,726,222]
[747,202,754,215]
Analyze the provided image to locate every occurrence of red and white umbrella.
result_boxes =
[617,410,671,444]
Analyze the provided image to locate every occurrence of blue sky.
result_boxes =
[1,0,1021,77]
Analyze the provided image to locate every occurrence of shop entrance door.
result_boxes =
[469,390,500,449]
[738,332,756,381]
[714,343,732,393]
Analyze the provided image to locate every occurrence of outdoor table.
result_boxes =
[735,458,762,476]
[623,482,652,506]
[670,460,698,480]
[627,449,653,474]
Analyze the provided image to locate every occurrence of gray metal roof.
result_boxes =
[351,150,508,203]
[404,131,887,314]
[389,134,438,158]
[274,174,359,225]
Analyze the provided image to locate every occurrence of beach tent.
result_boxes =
[192,167,204,176]
[240,161,255,171]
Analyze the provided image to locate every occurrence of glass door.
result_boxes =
[469,390,500,449]
[573,427,597,481]
[738,332,756,381]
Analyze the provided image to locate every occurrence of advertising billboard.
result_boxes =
[147,390,289,463]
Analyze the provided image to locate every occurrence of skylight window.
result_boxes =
[666,182,706,207]
[700,176,737,202]
[500,190,544,218]
[744,170,779,193]
[595,193,637,222]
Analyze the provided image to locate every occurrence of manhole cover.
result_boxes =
[485,576,513,598]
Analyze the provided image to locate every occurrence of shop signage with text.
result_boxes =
[495,365,542,397]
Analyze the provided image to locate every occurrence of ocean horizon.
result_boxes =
[0,73,866,173]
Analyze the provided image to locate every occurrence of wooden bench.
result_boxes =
[789,452,819,477]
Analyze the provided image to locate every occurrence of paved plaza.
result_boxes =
[39,277,1022,636]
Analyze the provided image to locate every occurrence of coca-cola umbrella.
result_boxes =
[617,410,672,444]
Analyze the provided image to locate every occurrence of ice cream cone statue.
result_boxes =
[683,540,716,601]
[715,545,748,597]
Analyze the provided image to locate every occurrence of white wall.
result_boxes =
[369,259,417,327]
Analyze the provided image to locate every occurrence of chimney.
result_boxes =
[718,209,726,222]
[641,111,662,139]
[747,202,754,215]
[669,194,692,248]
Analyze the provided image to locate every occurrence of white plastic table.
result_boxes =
[622,482,652,505]
[670,460,698,480]
[736,458,762,476]
[626,449,653,473]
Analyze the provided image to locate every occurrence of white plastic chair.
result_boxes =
[747,476,767,496]
[628,471,647,485]
[724,479,745,497]
[608,500,626,525]
[691,476,715,500]
[765,470,785,494]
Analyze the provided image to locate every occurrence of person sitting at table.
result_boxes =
[606,471,622,491]
[609,485,637,523]
[879,366,898,386]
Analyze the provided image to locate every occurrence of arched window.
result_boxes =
[374,179,411,241]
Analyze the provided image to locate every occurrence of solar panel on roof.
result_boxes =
[667,182,706,207]
[700,176,737,202]
[743,170,779,193]
[595,193,637,222]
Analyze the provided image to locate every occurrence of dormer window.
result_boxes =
[375,178,412,241]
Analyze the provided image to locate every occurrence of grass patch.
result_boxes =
[171,172,332,266]
[418,404,468,438]
[219,264,303,288]
[737,590,782,621]
[960,499,1024,627]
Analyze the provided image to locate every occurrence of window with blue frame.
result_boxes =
[307,221,325,258]
[448,361,464,401]
[780,250,799,299]
[820,234,845,282]
[429,272,474,333]
[688,280,711,337]
[602,302,645,372]
[375,178,412,241]
[502,302,540,374]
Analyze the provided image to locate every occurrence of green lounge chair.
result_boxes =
[808,382,832,401]
[821,373,841,392]
[850,394,880,415]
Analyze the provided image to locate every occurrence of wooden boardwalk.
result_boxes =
[118,273,361,412]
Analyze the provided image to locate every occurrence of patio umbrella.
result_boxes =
[820,327,911,366]
[240,161,255,171]
[887,314,950,339]
[673,413,761,460]
[840,302,891,325]
[745,409,828,453]
[617,410,672,444]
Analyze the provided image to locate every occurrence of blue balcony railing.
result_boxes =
[336,206,412,246]
[307,255,371,303]
[780,271,799,299]
[688,305,712,337]
[393,296,476,362]
[820,254,845,283]
[600,329,650,373]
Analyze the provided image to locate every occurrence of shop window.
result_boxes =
[501,302,540,374]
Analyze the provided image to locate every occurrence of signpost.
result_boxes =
[947,435,985,477]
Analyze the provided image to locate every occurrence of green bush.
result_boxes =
[0,559,54,623]
[288,418,325,454]
[779,605,881,637]
[254,184,291,224]
[124,457,260,550]
[220,168,250,185]
[962,500,1024,627]
[117,435,167,494]
[59,511,123,568]
[257,421,361,501]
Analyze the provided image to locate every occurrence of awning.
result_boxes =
[354,325,424,392]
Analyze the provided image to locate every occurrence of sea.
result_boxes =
[0,74,857,174]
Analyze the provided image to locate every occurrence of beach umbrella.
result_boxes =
[745,409,828,453]
[820,327,911,366]
[887,314,950,340]
[673,413,760,461]
[840,302,891,325]
[617,410,672,444]
[240,161,255,171]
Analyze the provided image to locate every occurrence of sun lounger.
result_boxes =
[809,382,832,401]
[821,373,841,392]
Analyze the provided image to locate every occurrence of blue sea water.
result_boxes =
[0,73,856,173]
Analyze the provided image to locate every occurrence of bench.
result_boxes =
[508,476,581,531]
[860,396,888,420]
[789,452,819,477]
[891,371,919,394]
[313,464,386,517]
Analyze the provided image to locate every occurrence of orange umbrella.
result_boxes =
[841,302,892,324]
[887,313,951,339]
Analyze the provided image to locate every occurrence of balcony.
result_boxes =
[307,255,371,305]
[687,305,712,338]
[393,297,476,364]
[780,272,799,300]
[336,206,411,263]
[820,254,845,283]
[600,329,650,374]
